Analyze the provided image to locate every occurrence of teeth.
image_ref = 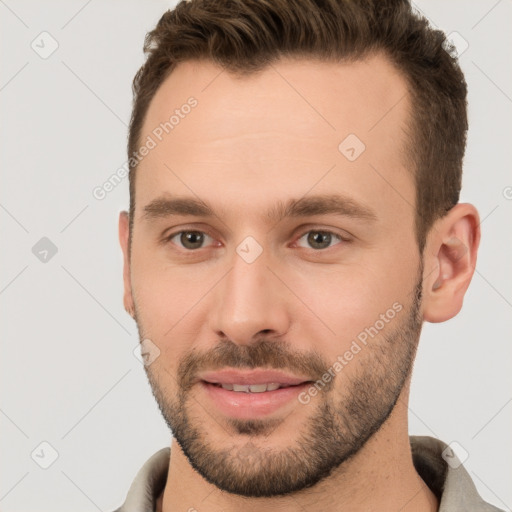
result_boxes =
[220,382,282,392]
[232,384,250,392]
[248,384,268,393]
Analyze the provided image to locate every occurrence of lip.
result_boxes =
[200,380,312,419]
[199,369,312,386]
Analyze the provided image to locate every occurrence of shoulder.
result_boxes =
[410,436,506,512]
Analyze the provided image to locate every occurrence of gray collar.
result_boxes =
[113,436,504,511]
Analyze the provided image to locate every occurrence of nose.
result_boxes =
[210,248,291,346]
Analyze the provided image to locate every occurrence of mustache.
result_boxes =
[177,338,332,392]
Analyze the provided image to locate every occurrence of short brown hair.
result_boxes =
[127,0,467,255]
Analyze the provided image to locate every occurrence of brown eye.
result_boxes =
[296,230,346,250]
[167,231,214,250]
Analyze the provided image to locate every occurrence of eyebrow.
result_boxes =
[142,193,378,224]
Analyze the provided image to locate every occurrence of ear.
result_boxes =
[119,211,135,319]
[422,203,481,323]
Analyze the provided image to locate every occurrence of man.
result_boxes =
[115,0,504,510]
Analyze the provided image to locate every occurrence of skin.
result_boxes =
[119,54,480,512]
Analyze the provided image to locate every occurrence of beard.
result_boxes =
[136,260,424,498]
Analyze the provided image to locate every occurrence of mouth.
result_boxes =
[205,382,308,392]
[197,369,315,419]
[198,368,313,387]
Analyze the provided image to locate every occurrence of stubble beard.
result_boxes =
[138,264,424,497]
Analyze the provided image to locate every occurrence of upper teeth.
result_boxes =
[221,383,283,392]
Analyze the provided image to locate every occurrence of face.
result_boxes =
[122,54,425,497]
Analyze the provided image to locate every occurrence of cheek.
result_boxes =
[288,259,413,347]
[130,247,201,336]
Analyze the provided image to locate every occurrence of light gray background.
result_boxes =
[1,1,511,510]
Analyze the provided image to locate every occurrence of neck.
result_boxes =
[157,383,438,512]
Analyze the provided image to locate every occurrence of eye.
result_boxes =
[165,230,216,250]
[295,229,348,250]
[163,228,350,253]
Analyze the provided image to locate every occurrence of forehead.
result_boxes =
[135,54,414,227]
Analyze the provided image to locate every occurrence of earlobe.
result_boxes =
[422,204,480,323]
[119,211,135,319]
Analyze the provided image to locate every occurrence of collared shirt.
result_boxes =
[112,436,505,511]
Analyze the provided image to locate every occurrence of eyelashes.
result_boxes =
[164,228,351,253]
